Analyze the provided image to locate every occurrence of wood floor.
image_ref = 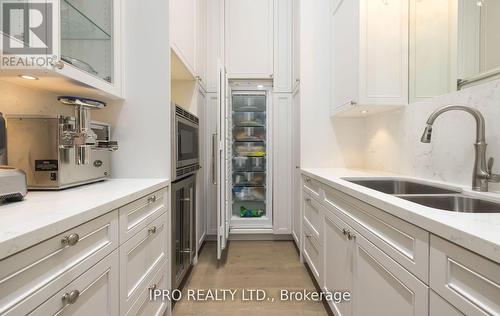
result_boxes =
[173,241,329,316]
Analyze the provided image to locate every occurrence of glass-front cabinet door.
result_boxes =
[52,0,122,98]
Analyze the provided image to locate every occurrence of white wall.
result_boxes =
[299,0,365,169]
[95,0,171,179]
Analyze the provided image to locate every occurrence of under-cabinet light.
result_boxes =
[19,75,39,80]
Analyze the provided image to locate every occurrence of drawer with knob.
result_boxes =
[303,191,322,239]
[119,188,168,244]
[0,210,118,316]
[125,262,169,316]
[119,212,168,314]
[302,175,322,200]
[303,223,321,282]
[28,249,119,316]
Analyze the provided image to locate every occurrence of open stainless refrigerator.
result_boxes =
[216,62,273,260]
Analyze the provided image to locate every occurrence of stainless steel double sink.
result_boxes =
[343,179,500,213]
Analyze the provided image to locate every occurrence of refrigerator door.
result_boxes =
[216,60,230,261]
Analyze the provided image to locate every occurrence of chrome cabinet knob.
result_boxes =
[148,226,157,234]
[62,290,80,305]
[149,284,157,291]
[305,197,311,203]
[61,233,79,247]
[51,60,65,70]
[148,195,157,203]
[342,228,348,236]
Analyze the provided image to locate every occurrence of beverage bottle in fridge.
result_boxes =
[240,206,264,218]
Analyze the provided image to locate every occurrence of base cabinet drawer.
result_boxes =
[120,212,168,314]
[322,186,429,283]
[303,224,321,282]
[352,229,428,316]
[302,175,322,200]
[430,235,500,316]
[303,191,321,237]
[0,211,119,316]
[125,263,169,316]
[430,290,464,316]
[29,249,119,316]
[119,188,168,243]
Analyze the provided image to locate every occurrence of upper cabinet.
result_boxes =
[292,0,300,91]
[171,0,197,76]
[0,0,122,99]
[331,0,409,116]
[196,0,208,89]
[225,0,274,79]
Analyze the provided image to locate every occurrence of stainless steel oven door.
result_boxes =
[174,115,199,168]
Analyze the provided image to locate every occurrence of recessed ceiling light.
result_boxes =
[361,110,368,114]
[19,75,39,80]
[257,85,264,89]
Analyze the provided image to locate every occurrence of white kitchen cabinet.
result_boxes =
[273,0,293,92]
[28,250,120,316]
[430,235,500,316]
[225,0,274,78]
[430,291,464,316]
[1,0,122,99]
[409,0,457,103]
[331,0,409,116]
[292,0,300,91]
[206,0,224,92]
[171,0,197,76]
[197,87,208,250]
[352,230,428,316]
[204,93,219,235]
[196,0,208,89]
[119,212,168,315]
[323,209,352,316]
[0,210,119,316]
[291,88,301,245]
[303,223,321,281]
[273,93,292,234]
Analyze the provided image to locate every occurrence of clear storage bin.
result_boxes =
[233,187,266,201]
[233,112,266,127]
[234,127,266,142]
[233,157,266,171]
[233,172,266,186]
[234,142,266,157]
[233,95,266,112]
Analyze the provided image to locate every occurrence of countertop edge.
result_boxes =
[301,168,500,265]
[0,179,169,260]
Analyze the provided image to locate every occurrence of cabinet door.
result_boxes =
[171,0,197,75]
[206,0,223,92]
[196,0,208,87]
[53,0,122,97]
[292,0,300,89]
[430,291,464,316]
[29,250,119,316]
[323,210,352,316]
[352,231,428,316]
[331,0,360,110]
[225,0,274,78]
[291,88,301,244]
[273,93,292,234]
[273,0,293,92]
[196,87,207,252]
[359,0,409,106]
[409,0,457,103]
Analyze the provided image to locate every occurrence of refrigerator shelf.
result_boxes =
[233,187,266,202]
[233,95,266,112]
[233,112,266,127]
[233,157,266,172]
[233,127,266,142]
[233,172,266,186]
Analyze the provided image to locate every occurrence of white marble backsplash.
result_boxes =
[361,79,500,192]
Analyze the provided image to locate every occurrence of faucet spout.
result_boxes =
[421,105,493,192]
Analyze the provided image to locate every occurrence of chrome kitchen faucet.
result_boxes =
[421,105,500,192]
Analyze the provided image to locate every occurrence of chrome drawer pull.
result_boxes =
[61,233,80,247]
[62,290,80,305]
[148,226,157,235]
[347,231,356,240]
[148,195,157,204]
[342,228,348,236]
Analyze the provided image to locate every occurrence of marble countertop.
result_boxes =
[0,179,169,260]
[302,168,500,264]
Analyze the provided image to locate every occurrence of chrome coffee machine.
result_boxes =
[6,97,118,190]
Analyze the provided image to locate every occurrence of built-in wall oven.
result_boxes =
[172,103,200,181]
